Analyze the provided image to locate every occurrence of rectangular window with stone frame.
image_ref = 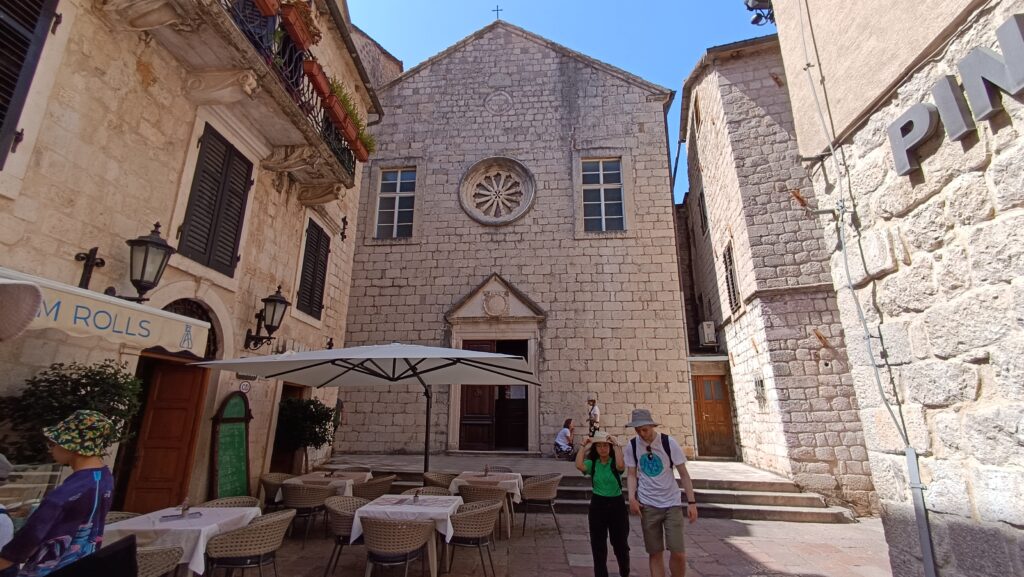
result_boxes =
[697,188,709,234]
[375,168,416,238]
[723,243,740,313]
[178,124,254,278]
[296,218,331,319]
[0,0,59,170]
[582,159,624,232]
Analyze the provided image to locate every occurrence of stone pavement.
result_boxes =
[276,511,892,577]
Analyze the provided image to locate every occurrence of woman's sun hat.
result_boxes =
[43,410,115,457]
[590,431,618,446]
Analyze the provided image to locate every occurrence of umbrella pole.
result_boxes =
[423,384,432,473]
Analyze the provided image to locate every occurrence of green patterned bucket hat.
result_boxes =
[43,410,114,456]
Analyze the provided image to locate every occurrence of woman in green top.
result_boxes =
[576,431,630,577]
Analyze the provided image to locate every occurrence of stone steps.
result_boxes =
[375,468,853,523]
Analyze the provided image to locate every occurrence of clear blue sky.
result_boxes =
[349,1,774,203]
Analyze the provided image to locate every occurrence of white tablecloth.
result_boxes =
[277,471,373,500]
[104,506,261,575]
[449,472,524,503]
[350,495,463,543]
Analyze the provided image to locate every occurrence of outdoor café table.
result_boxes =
[103,506,261,575]
[448,471,524,503]
[276,470,373,500]
[350,494,464,577]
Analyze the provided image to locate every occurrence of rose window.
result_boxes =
[459,158,535,225]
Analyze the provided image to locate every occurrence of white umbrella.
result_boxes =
[198,343,539,471]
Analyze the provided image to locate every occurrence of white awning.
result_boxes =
[0,267,210,357]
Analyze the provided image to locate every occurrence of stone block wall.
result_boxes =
[682,38,873,513]
[341,23,691,455]
[799,2,1024,573]
[350,24,403,88]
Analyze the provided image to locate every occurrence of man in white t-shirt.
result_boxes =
[587,397,601,436]
[624,409,697,577]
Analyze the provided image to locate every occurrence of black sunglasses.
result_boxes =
[646,444,655,460]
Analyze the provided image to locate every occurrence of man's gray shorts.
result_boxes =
[639,505,685,554]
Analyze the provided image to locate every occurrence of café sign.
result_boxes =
[888,14,1024,175]
[0,266,210,357]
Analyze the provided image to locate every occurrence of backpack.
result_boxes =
[630,433,674,470]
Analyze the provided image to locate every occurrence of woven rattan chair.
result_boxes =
[401,486,451,496]
[520,473,562,535]
[205,509,296,575]
[105,511,140,524]
[447,501,502,577]
[457,484,512,540]
[422,472,456,489]
[351,474,396,501]
[282,483,336,547]
[200,496,261,508]
[136,545,182,577]
[360,517,435,577]
[259,472,295,509]
[322,496,368,576]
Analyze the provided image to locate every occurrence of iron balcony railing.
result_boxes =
[219,0,356,177]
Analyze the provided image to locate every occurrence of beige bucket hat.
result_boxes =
[590,431,618,446]
[0,280,42,342]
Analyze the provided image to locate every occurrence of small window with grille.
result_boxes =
[754,376,767,411]
[723,243,740,313]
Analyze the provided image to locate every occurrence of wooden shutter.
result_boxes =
[179,124,253,277]
[0,0,58,170]
[296,219,330,319]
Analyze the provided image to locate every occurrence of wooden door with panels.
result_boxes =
[692,375,736,458]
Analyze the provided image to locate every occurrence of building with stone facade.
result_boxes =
[769,0,1024,574]
[338,21,693,456]
[676,35,874,514]
[0,0,383,511]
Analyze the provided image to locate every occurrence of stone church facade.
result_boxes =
[338,21,692,455]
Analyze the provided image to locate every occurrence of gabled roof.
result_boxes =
[380,20,673,100]
[679,34,778,142]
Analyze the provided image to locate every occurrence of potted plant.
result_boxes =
[252,0,279,17]
[0,360,143,463]
[280,0,322,51]
[303,58,331,99]
[355,131,376,161]
[272,397,334,474]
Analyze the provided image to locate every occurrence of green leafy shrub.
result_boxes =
[273,397,334,473]
[1,360,143,463]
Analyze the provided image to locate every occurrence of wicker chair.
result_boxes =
[422,472,456,489]
[105,511,140,524]
[259,472,295,509]
[401,486,451,496]
[200,496,261,508]
[447,501,503,577]
[520,473,562,535]
[205,509,296,575]
[360,517,435,577]
[351,474,396,501]
[136,546,182,577]
[456,484,512,540]
[281,483,336,547]
[322,496,369,576]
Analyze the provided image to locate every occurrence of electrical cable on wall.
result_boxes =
[796,1,938,575]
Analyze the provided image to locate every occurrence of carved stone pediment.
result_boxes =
[447,274,546,323]
[184,70,259,105]
[98,0,194,31]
